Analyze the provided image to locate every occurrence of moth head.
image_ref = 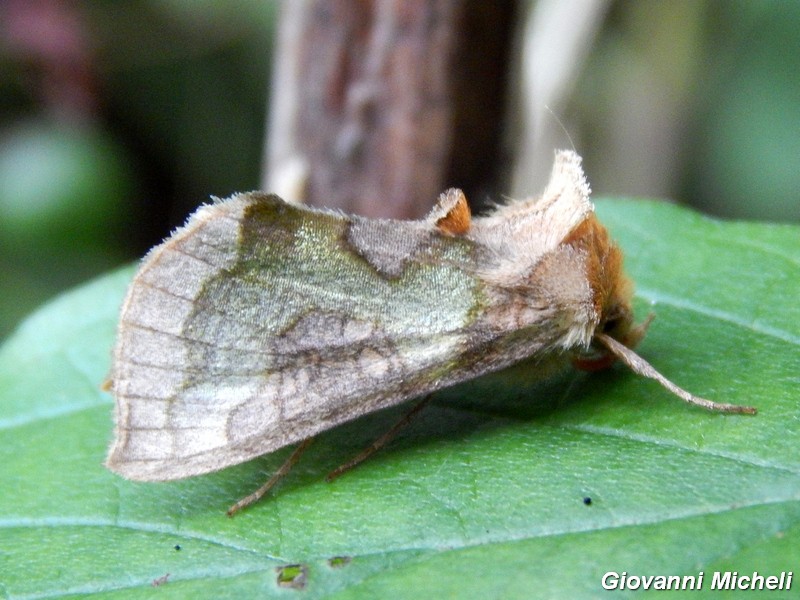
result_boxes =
[576,298,652,372]
[566,212,755,415]
[566,213,644,371]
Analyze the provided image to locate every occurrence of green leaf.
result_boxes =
[1,200,797,599]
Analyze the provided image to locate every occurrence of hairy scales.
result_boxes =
[107,154,599,481]
[106,150,755,494]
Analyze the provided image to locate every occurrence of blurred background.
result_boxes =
[1,0,798,341]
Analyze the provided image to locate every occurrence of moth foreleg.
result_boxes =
[326,395,433,482]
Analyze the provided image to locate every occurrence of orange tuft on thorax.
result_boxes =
[435,189,472,235]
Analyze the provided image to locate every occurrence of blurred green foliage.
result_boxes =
[0,0,277,340]
[0,0,797,341]
[574,0,800,222]
[688,0,800,221]
[0,122,132,336]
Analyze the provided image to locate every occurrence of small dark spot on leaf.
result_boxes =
[276,564,308,590]
[328,556,352,568]
[583,496,592,505]
[174,544,181,551]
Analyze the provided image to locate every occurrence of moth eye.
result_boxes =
[601,311,631,339]
[601,317,621,334]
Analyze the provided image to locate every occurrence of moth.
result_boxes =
[105,150,755,512]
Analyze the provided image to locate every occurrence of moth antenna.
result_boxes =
[543,104,576,153]
[595,333,757,415]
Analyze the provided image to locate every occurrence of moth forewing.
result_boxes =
[106,149,754,500]
[104,198,512,481]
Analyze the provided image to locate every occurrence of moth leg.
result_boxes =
[326,395,433,482]
[227,437,315,516]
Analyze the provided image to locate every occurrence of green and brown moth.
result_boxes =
[105,151,755,513]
